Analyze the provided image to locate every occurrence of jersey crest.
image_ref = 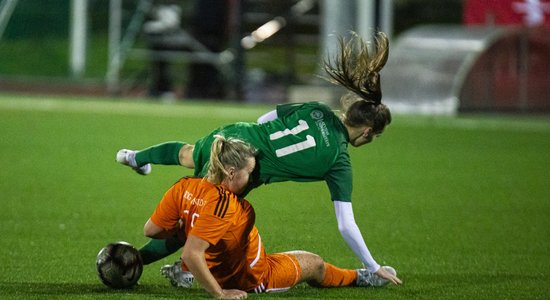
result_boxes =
[310,109,324,120]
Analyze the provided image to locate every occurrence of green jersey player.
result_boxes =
[117,32,401,287]
[189,101,353,200]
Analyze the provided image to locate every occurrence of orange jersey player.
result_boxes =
[149,177,268,292]
[143,135,401,299]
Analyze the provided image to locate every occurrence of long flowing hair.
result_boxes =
[322,31,391,133]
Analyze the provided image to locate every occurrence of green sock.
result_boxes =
[135,142,186,166]
[139,237,185,265]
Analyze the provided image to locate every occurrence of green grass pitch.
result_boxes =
[0,94,549,299]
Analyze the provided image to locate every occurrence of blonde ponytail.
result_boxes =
[207,135,256,184]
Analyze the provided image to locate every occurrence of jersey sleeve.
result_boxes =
[276,102,306,118]
[188,188,236,246]
[276,101,331,118]
[150,181,184,230]
[325,151,353,202]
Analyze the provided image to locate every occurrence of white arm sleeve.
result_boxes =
[257,109,278,124]
[333,200,380,273]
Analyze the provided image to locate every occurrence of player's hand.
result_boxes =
[375,267,403,285]
[218,289,247,299]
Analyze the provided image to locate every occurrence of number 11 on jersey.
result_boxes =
[269,120,316,157]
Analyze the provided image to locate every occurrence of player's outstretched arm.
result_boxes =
[334,201,402,285]
[333,200,380,272]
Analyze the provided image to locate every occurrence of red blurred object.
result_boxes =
[460,27,550,112]
[464,0,550,26]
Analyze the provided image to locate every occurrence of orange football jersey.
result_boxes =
[150,177,267,290]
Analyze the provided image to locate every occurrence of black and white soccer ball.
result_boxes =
[96,241,143,289]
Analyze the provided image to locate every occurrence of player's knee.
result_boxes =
[179,144,195,168]
[300,252,325,284]
[311,254,325,276]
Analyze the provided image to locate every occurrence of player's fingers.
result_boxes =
[391,275,403,285]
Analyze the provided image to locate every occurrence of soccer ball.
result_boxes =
[96,241,143,289]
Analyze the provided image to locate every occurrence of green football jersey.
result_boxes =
[193,102,353,201]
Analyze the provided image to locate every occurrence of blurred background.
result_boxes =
[1,4,549,298]
[0,0,548,114]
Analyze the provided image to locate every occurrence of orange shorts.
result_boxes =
[250,253,302,294]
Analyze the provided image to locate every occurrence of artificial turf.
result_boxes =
[0,95,548,299]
